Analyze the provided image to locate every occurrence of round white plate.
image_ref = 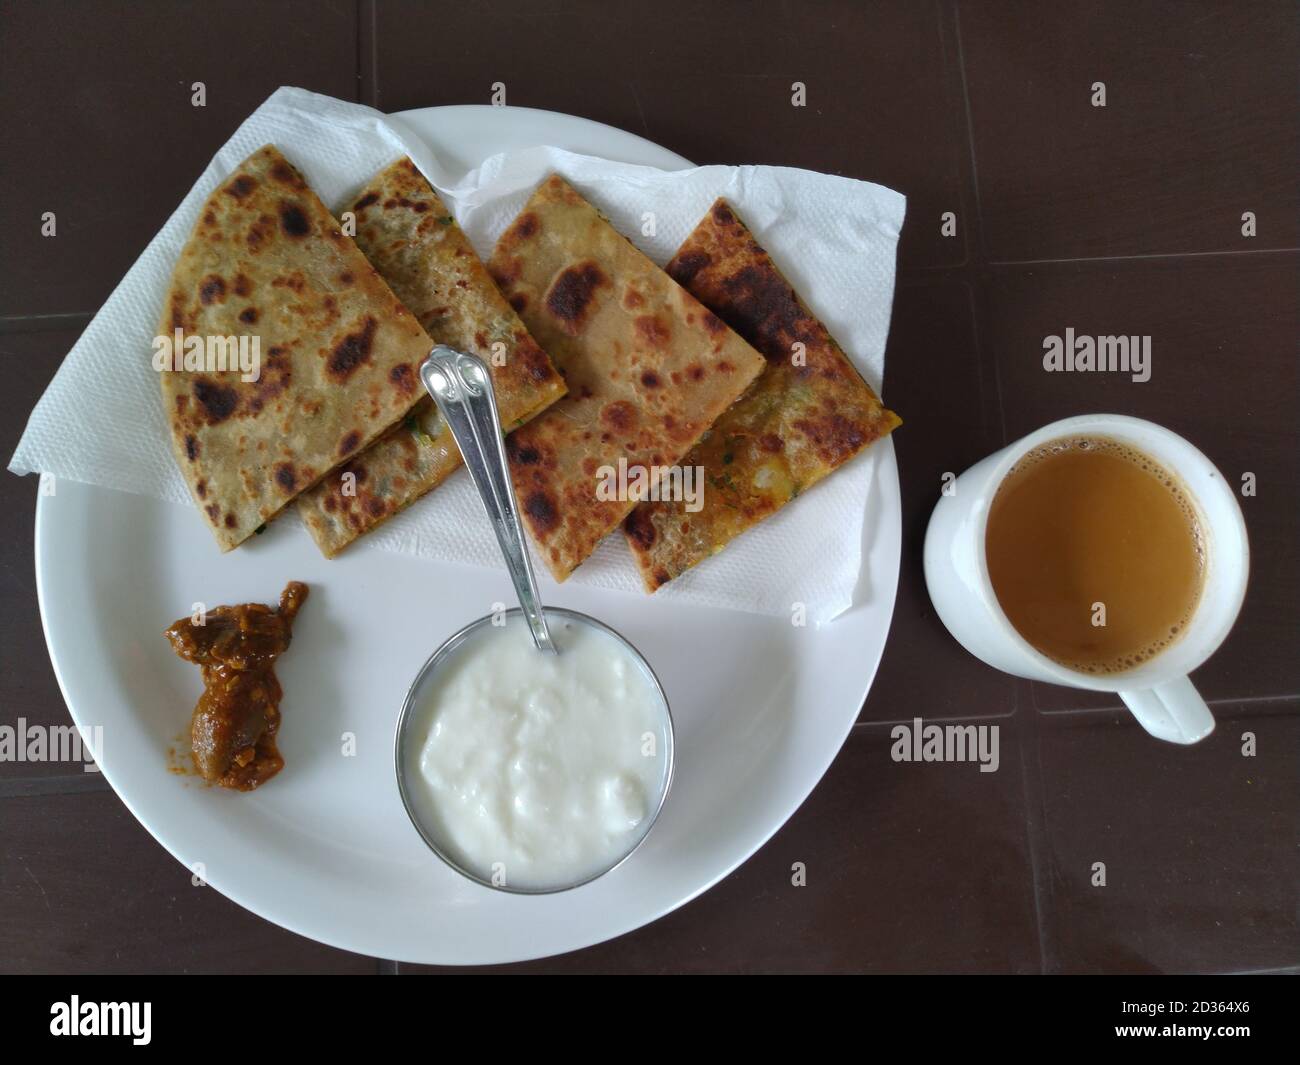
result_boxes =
[35,105,901,965]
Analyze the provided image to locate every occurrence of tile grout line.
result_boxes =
[944,1,1008,456]
[947,0,1050,964]
[1030,692,1300,717]
[358,0,378,108]
[1012,684,1057,973]
[989,246,1300,267]
[949,0,987,268]
[853,709,1016,730]
[353,0,363,104]
[0,313,93,335]
[0,773,112,798]
[933,0,974,271]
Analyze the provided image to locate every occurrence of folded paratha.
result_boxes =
[624,199,901,590]
[297,158,566,556]
[488,175,767,581]
[160,145,433,551]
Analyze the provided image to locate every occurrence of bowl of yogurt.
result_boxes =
[394,606,675,894]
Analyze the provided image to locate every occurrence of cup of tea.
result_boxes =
[924,414,1249,744]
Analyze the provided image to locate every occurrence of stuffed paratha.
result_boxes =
[160,145,432,551]
[488,175,766,581]
[624,199,901,590]
[297,158,565,556]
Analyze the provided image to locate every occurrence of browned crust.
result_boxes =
[623,198,901,590]
[294,157,565,555]
[161,145,433,551]
[488,176,768,581]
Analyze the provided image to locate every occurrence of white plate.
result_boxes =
[34,105,901,965]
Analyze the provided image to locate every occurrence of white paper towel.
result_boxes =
[9,87,904,623]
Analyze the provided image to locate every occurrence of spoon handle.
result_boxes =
[419,346,556,654]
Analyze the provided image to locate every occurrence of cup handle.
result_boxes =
[1118,676,1216,745]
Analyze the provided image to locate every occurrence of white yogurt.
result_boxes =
[406,613,671,891]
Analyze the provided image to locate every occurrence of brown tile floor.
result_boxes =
[2,0,1295,973]
[959,1,1300,261]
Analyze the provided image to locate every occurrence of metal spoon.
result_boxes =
[419,345,556,654]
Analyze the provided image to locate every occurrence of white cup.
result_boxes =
[923,414,1249,744]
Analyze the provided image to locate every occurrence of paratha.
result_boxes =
[160,145,433,551]
[624,199,901,590]
[297,158,566,556]
[488,175,767,581]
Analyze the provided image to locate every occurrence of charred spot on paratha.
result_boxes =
[274,463,297,493]
[184,435,200,460]
[355,192,379,211]
[270,159,306,188]
[625,507,657,550]
[199,275,227,305]
[514,336,559,384]
[224,175,257,200]
[193,379,238,424]
[327,317,378,381]
[389,363,416,396]
[718,264,817,357]
[238,307,258,324]
[523,490,560,534]
[507,212,539,242]
[667,249,711,286]
[793,413,868,466]
[506,432,544,466]
[640,370,661,389]
[278,202,311,238]
[545,260,610,334]
[339,430,361,457]
[711,201,737,227]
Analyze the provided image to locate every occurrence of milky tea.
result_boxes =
[984,437,1206,675]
